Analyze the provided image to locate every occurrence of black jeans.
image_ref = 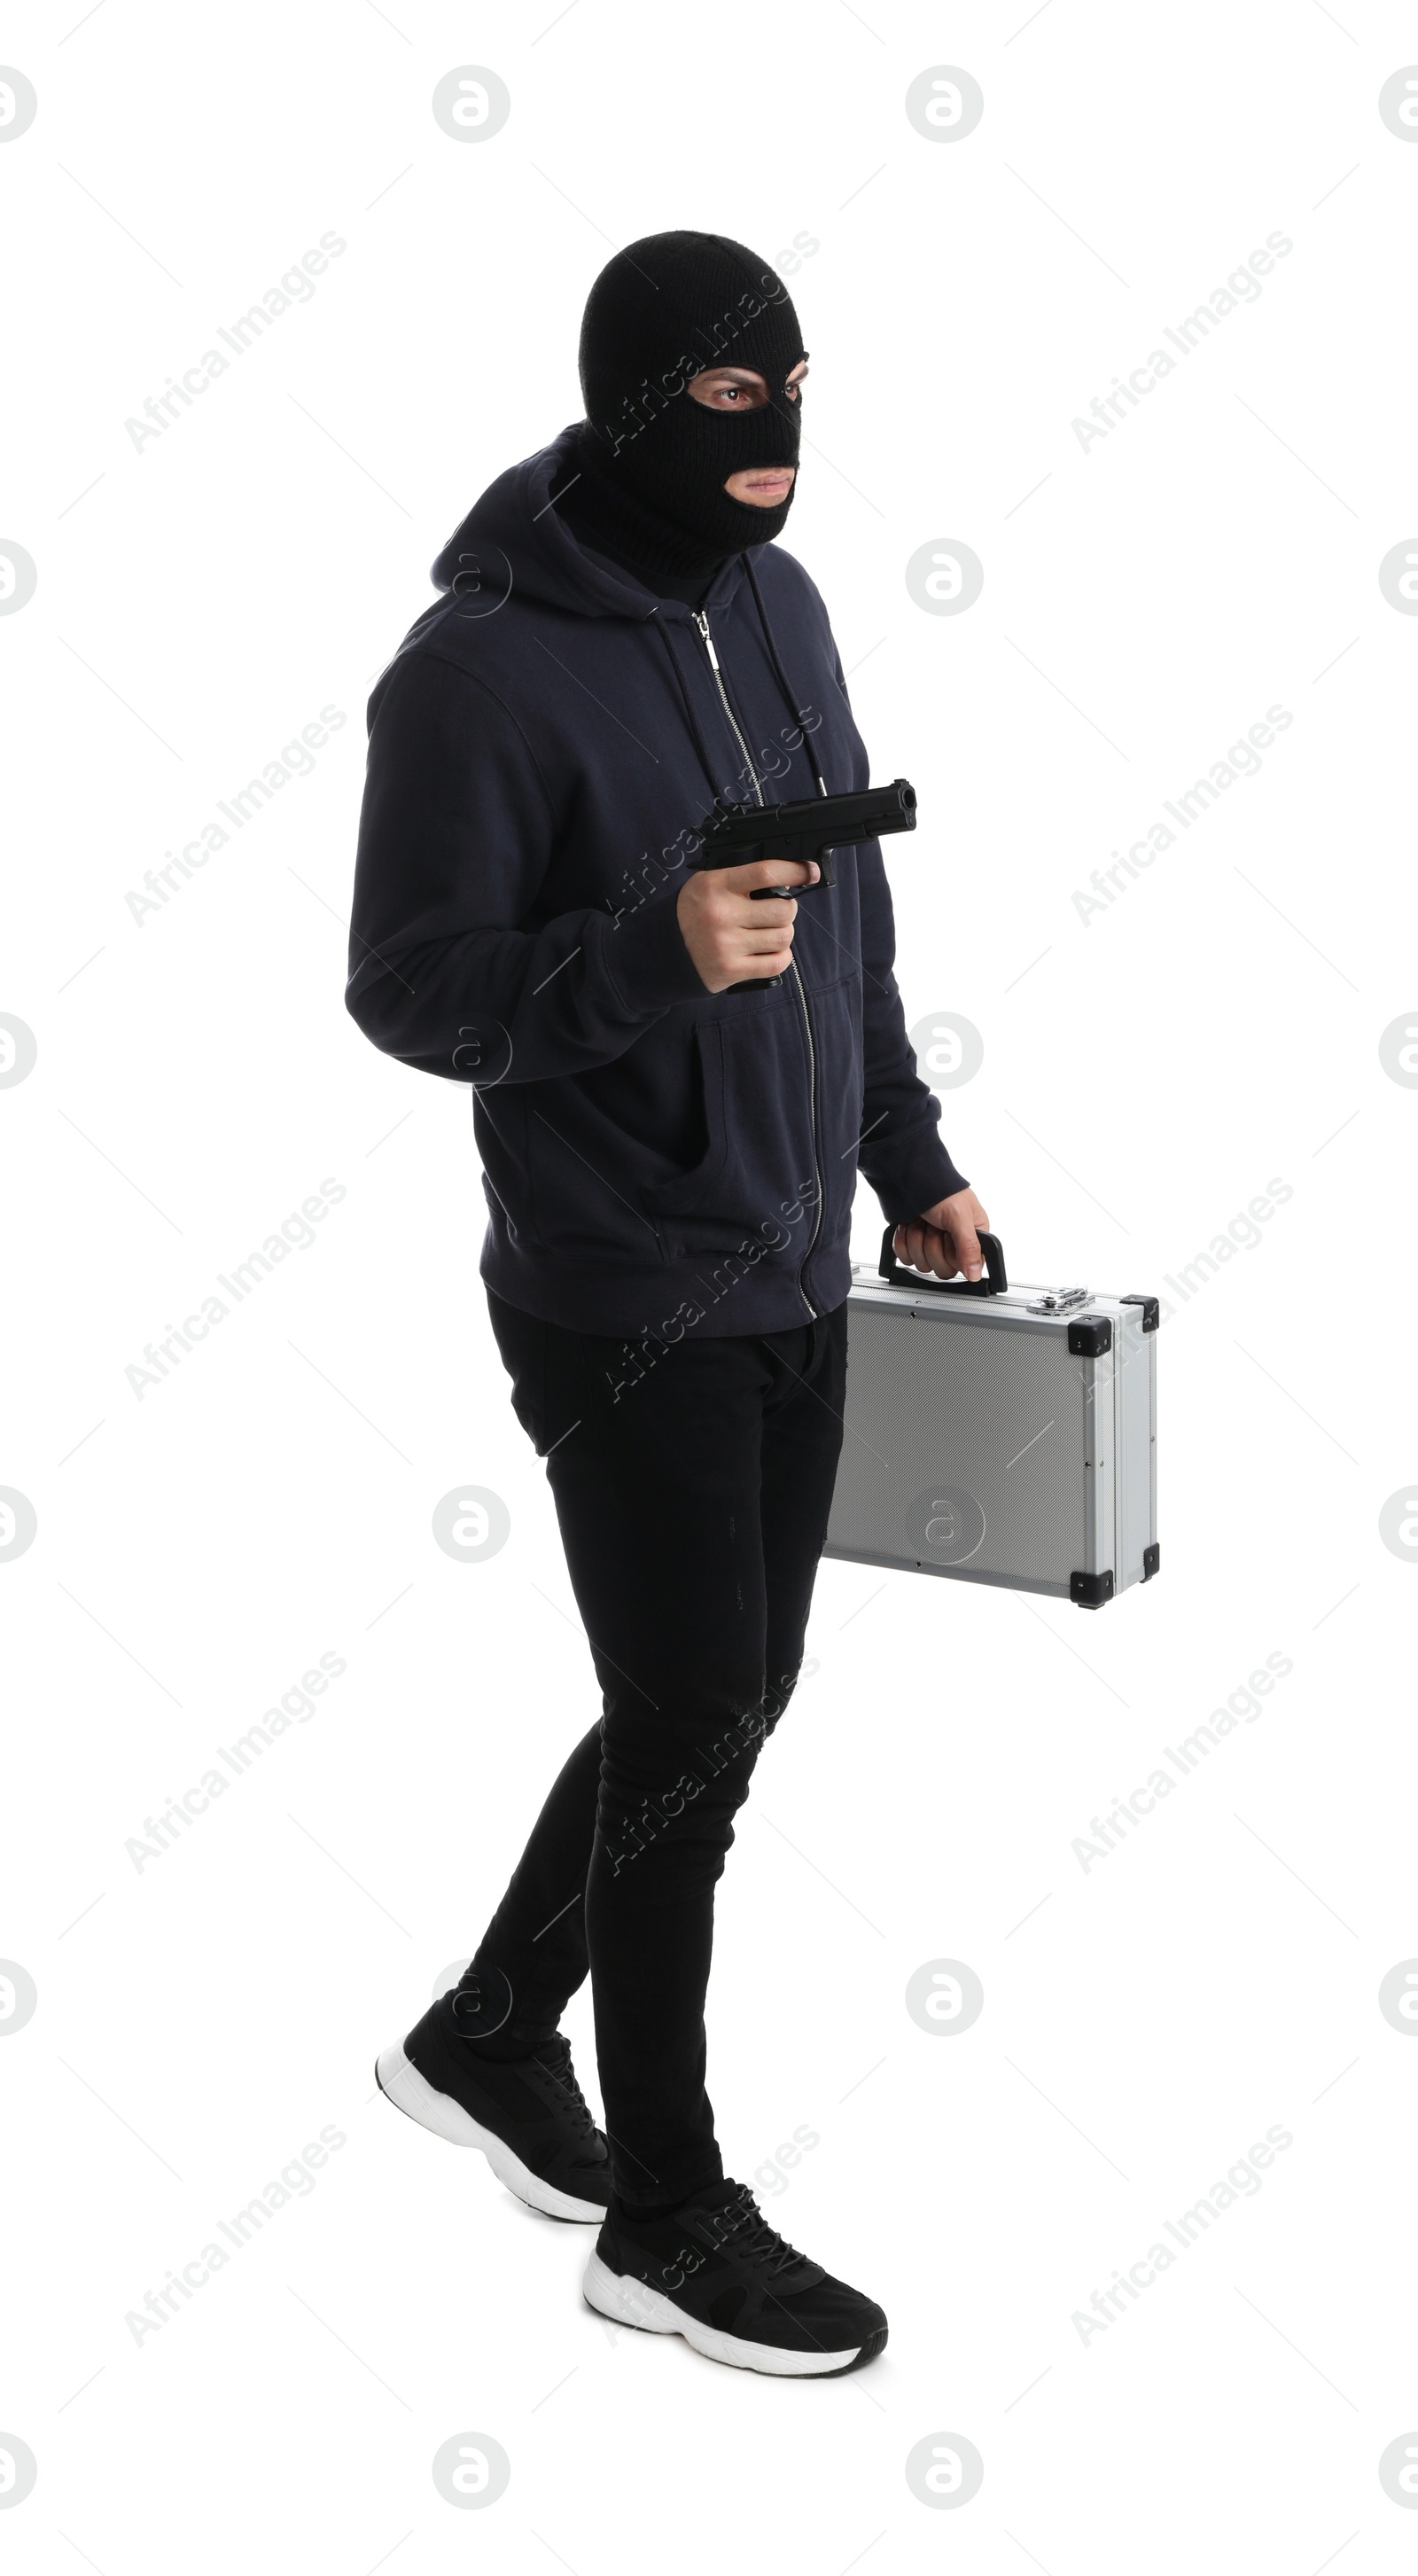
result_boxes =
[474,1289,847,2212]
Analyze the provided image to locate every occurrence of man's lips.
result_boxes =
[743,469,795,490]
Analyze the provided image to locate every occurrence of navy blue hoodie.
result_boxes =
[346,425,968,1338]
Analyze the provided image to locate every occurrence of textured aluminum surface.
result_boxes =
[824,1271,1157,1602]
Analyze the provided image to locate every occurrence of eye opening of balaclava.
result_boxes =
[567,230,806,586]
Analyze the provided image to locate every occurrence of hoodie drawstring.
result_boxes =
[655,563,832,815]
[744,558,830,798]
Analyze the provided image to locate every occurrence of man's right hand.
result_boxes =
[675,857,820,995]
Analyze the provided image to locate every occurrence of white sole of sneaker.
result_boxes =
[375,2041,605,2224]
[582,2249,866,2377]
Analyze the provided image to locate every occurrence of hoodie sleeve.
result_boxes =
[853,840,971,1221]
[816,637,969,1222]
[346,649,707,1083]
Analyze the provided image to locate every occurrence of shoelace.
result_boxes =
[534,2037,598,2144]
[705,2191,806,2280]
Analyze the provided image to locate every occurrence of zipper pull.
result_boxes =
[693,608,721,670]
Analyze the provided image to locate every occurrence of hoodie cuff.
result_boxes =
[861,1127,970,1227]
[602,886,711,1016]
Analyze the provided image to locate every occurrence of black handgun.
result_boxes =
[690,778,917,897]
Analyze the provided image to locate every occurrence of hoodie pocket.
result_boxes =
[647,998,819,1260]
[803,972,866,1188]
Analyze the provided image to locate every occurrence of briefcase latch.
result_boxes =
[1025,1285,1089,1315]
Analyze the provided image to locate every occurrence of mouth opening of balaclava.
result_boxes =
[564,230,806,587]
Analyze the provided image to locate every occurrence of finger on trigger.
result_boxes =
[749,856,817,891]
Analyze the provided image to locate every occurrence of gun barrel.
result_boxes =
[695,777,917,864]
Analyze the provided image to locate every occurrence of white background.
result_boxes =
[5,0,1418,2566]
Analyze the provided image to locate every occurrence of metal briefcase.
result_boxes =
[823,1230,1159,1608]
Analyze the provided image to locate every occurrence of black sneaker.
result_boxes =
[583,2179,887,2376]
[376,1994,610,2222]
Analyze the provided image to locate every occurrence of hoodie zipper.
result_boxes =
[692,606,822,1320]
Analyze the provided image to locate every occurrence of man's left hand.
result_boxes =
[892,1187,991,1282]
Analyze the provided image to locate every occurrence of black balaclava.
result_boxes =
[565,230,806,588]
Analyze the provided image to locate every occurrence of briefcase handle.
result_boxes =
[877,1224,1008,1298]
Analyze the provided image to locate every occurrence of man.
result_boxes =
[347,230,988,2378]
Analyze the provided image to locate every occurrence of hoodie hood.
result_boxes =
[429,426,755,623]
